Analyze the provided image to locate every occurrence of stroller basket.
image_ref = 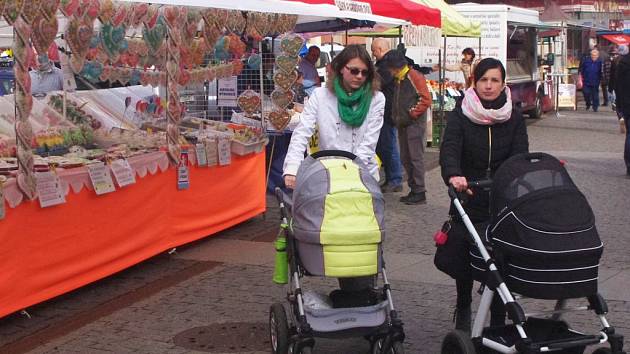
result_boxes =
[302,291,389,333]
[487,153,603,299]
[291,155,385,277]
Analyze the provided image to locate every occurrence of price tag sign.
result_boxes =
[36,171,66,208]
[195,143,207,166]
[205,139,218,166]
[218,138,231,166]
[177,149,190,190]
[110,159,136,187]
[87,162,116,195]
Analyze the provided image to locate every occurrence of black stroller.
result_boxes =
[269,151,405,354]
[441,152,626,354]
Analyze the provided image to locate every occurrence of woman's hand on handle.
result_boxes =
[449,176,473,195]
[284,175,296,190]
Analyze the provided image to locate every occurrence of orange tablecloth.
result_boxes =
[0,152,266,318]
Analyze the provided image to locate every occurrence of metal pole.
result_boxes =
[398,26,402,46]
[259,40,266,131]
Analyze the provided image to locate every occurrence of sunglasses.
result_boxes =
[345,66,369,77]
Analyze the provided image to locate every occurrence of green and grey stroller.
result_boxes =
[269,150,405,354]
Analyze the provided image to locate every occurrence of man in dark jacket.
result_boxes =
[372,38,403,192]
[579,49,603,112]
[613,44,630,176]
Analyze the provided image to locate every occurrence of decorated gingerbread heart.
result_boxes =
[271,89,294,109]
[273,70,297,91]
[225,10,246,34]
[40,0,60,21]
[31,15,58,55]
[237,90,261,114]
[280,34,304,57]
[100,23,126,63]
[99,65,111,81]
[111,3,128,27]
[3,0,24,25]
[268,110,291,131]
[275,55,298,74]
[162,5,181,29]
[20,0,41,24]
[59,0,79,17]
[129,3,148,27]
[143,4,160,29]
[142,16,167,54]
[98,0,115,24]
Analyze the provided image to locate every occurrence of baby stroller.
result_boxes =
[441,152,626,354]
[269,150,405,354]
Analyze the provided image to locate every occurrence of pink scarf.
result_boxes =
[461,87,513,125]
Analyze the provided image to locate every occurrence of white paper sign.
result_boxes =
[557,84,577,108]
[218,138,231,166]
[195,143,207,166]
[36,171,66,208]
[110,159,136,187]
[205,139,218,166]
[217,76,238,107]
[87,162,116,195]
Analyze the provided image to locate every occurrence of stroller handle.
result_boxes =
[448,178,493,200]
[310,150,357,160]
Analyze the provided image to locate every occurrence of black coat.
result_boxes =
[440,100,529,221]
[614,54,630,115]
[375,59,395,125]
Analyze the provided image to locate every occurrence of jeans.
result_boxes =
[583,84,600,110]
[376,120,403,186]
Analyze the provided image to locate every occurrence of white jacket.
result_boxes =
[283,87,384,180]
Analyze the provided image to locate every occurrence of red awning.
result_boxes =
[601,34,630,46]
[290,0,441,28]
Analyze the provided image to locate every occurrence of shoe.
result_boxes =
[593,108,598,112]
[381,183,403,193]
[603,102,609,107]
[586,106,590,111]
[454,306,471,333]
[402,192,426,205]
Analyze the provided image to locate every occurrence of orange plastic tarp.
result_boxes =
[0,152,266,318]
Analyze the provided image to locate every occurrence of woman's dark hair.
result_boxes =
[472,57,506,84]
[330,44,380,92]
[381,49,408,70]
[462,47,475,59]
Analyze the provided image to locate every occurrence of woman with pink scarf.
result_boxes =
[437,58,529,333]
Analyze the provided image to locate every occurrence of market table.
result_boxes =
[0,151,265,319]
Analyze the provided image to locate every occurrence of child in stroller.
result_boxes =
[270,150,405,354]
[440,152,625,354]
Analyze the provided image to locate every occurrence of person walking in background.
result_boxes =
[579,48,603,112]
[371,38,403,193]
[612,44,630,176]
[297,46,322,96]
[381,49,431,205]
[435,48,477,89]
[438,58,529,332]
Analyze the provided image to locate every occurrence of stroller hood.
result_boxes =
[292,155,385,277]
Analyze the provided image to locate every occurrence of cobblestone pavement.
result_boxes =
[1,106,629,354]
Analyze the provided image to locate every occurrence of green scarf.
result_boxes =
[333,77,372,127]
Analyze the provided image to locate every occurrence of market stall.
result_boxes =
[0,0,411,318]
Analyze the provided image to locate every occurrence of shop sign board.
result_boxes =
[557,83,576,109]
[217,76,238,107]
[110,159,136,187]
[87,162,116,195]
[335,0,372,13]
[36,171,66,208]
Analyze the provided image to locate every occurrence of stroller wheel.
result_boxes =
[371,338,405,354]
[270,303,289,354]
[592,349,612,354]
[441,330,476,354]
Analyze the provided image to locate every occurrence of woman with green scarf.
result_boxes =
[283,45,384,189]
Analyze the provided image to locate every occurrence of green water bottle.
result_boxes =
[272,236,288,284]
